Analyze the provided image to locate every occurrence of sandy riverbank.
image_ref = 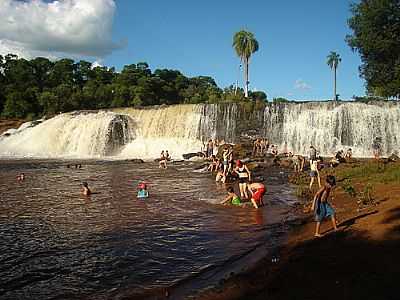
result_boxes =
[190,159,400,300]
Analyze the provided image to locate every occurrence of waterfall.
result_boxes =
[0,111,131,158]
[0,102,399,159]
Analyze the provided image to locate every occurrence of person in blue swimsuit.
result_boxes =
[311,175,338,237]
[137,182,149,198]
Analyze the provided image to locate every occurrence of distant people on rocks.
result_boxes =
[234,160,251,199]
[207,140,214,158]
[388,151,399,162]
[345,148,353,160]
[159,151,167,169]
[309,145,317,161]
[309,159,321,190]
[311,175,338,237]
[372,137,382,160]
[253,139,260,156]
[271,145,278,156]
[292,154,305,172]
[222,146,233,176]
[208,155,220,172]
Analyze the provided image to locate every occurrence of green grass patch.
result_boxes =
[335,161,400,184]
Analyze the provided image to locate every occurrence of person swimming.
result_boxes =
[16,173,25,181]
[137,182,149,198]
[81,182,91,196]
[220,186,242,206]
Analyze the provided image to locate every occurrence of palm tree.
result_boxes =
[233,30,259,98]
[327,51,341,101]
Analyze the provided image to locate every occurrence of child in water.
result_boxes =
[311,175,338,237]
[137,182,149,198]
[220,186,242,206]
[81,182,91,196]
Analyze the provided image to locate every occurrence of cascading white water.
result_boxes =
[0,102,399,159]
[115,105,204,159]
[0,111,130,158]
[264,102,400,157]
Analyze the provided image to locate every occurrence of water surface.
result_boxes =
[0,160,297,299]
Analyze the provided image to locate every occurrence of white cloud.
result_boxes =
[0,0,123,59]
[294,79,311,90]
[91,60,103,68]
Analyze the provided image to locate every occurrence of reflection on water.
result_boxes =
[0,160,297,299]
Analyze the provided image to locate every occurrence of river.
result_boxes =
[0,159,298,299]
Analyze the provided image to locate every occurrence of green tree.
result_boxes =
[30,57,53,92]
[232,30,259,98]
[250,91,267,101]
[326,51,341,101]
[346,0,400,98]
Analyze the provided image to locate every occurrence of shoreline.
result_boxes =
[186,159,400,300]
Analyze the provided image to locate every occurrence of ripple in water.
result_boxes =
[0,160,298,299]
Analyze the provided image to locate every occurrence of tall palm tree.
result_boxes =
[327,51,341,101]
[233,30,259,98]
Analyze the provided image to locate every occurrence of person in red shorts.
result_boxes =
[248,182,266,209]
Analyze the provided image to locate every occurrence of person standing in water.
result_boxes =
[234,160,251,199]
[311,175,338,237]
[159,151,167,169]
[248,182,266,209]
[81,182,91,196]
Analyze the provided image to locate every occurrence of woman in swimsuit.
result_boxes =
[234,160,251,199]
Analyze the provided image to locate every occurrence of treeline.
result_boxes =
[0,54,267,119]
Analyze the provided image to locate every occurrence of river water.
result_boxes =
[0,159,298,299]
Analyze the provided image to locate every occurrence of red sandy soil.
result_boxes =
[192,162,400,300]
[0,118,25,134]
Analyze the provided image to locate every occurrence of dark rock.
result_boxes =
[183,152,203,160]
[130,159,144,163]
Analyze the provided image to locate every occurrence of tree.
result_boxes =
[232,30,259,98]
[346,0,400,98]
[326,51,341,101]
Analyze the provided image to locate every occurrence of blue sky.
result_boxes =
[1,0,364,100]
[107,0,364,100]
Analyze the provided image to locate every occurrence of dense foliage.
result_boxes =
[0,54,267,118]
[347,0,400,98]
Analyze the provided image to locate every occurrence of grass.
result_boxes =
[334,161,400,185]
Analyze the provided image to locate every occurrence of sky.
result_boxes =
[0,0,365,100]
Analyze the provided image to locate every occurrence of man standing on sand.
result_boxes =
[248,182,266,209]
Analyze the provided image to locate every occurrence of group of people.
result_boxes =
[203,143,266,209]
[203,139,224,159]
[159,150,170,169]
